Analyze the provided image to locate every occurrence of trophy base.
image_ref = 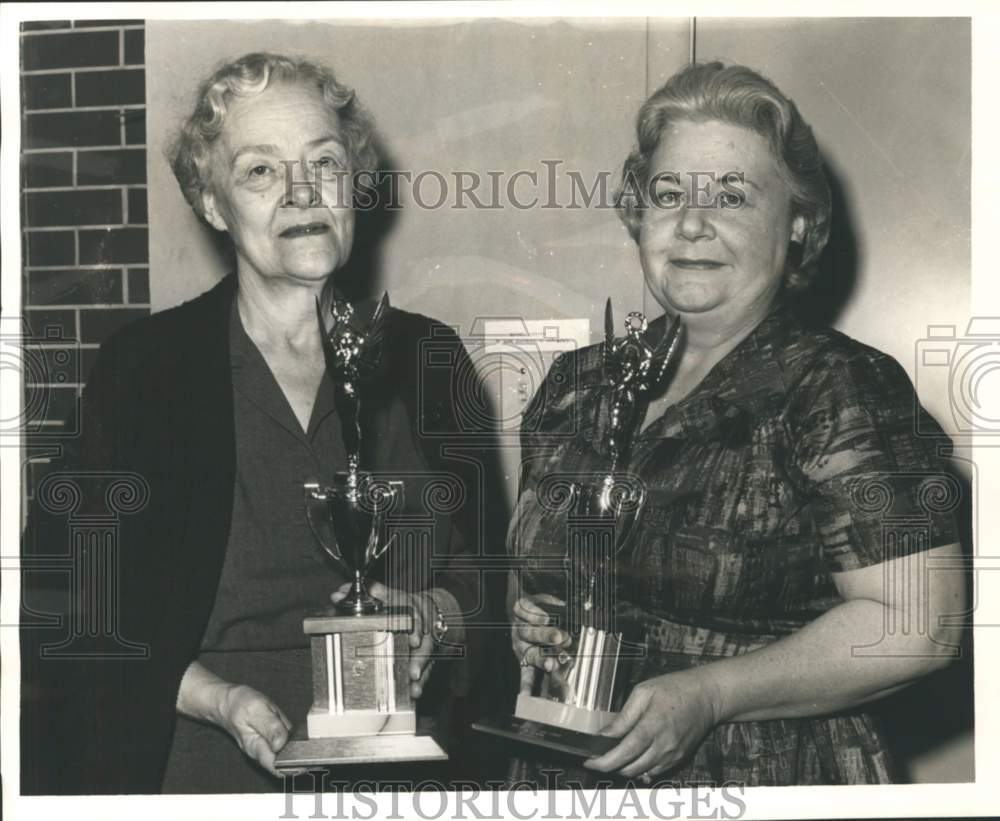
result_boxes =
[471,694,620,759]
[514,693,615,735]
[471,713,618,759]
[303,606,413,635]
[306,707,416,738]
[275,723,447,770]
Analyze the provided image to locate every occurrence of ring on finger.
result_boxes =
[520,646,537,668]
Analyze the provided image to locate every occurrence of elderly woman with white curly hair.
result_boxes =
[21,52,483,794]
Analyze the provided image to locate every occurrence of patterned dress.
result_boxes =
[508,302,959,786]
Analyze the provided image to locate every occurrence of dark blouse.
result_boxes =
[163,302,472,793]
[509,303,959,786]
[200,298,351,652]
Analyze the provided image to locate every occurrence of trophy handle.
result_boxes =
[359,479,403,576]
[304,482,350,574]
[605,475,645,553]
[337,478,403,615]
[361,533,397,579]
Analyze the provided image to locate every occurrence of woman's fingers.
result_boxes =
[598,687,648,738]
[220,684,293,777]
[531,593,567,607]
[417,658,434,688]
[646,759,677,779]
[512,595,563,624]
[511,595,571,676]
[519,660,536,694]
[329,581,352,604]
[512,597,548,622]
[585,688,653,771]
[269,701,293,733]
[239,712,288,777]
[411,648,436,699]
[517,645,561,693]
[244,732,280,776]
[584,720,654,772]
[520,643,569,673]
[253,700,290,748]
[363,582,427,644]
[618,744,666,779]
[513,622,571,649]
[409,632,434,679]
[584,671,717,780]
[512,595,571,648]
[366,580,391,603]
[403,592,426,648]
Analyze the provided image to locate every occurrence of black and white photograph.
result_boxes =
[2,4,996,819]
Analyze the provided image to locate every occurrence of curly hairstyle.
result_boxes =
[168,52,378,222]
[615,61,831,290]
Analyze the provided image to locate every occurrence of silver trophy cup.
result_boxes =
[305,471,402,615]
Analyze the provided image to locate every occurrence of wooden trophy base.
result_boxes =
[307,706,416,737]
[276,724,447,769]
[274,605,448,770]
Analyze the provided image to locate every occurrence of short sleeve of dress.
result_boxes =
[785,343,961,573]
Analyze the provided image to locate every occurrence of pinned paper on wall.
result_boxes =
[481,317,591,432]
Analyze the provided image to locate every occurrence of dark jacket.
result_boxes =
[21,274,497,794]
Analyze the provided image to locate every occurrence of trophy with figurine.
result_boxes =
[474,299,682,757]
[276,293,447,769]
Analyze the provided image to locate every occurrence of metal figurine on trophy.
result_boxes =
[475,299,682,758]
[275,293,447,770]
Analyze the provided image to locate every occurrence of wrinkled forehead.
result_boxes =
[216,80,343,152]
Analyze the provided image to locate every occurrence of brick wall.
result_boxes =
[21,19,149,432]
[20,20,149,505]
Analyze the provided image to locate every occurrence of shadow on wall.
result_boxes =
[786,153,860,328]
[877,458,975,783]
[332,135,401,303]
[810,138,976,782]
[789,149,974,782]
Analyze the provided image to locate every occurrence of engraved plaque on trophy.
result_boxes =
[474,300,681,758]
